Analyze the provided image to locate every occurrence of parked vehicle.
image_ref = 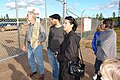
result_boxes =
[0,24,17,32]
[0,19,25,32]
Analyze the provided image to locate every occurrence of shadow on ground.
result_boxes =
[8,63,29,80]
[0,46,95,80]
[14,49,53,80]
[81,61,94,80]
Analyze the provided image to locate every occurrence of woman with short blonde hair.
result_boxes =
[100,58,120,80]
[92,23,105,80]
[96,24,105,32]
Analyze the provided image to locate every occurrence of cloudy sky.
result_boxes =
[0,0,119,18]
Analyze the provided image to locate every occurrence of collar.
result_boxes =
[55,25,62,28]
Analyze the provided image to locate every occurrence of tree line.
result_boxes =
[0,12,120,28]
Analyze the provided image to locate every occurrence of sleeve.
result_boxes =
[47,27,52,49]
[24,31,27,46]
[63,37,78,62]
[92,32,97,54]
[38,25,46,42]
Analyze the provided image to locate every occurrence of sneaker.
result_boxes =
[27,71,37,77]
[93,74,98,80]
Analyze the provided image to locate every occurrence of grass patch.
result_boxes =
[117,38,120,53]
[81,30,120,55]
[115,30,120,55]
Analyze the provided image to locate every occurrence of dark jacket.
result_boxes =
[48,25,66,53]
[57,30,81,80]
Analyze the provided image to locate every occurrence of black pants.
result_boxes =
[94,58,103,74]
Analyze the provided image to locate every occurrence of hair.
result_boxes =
[96,24,104,32]
[27,11,36,20]
[103,19,114,29]
[100,58,120,80]
[65,16,78,31]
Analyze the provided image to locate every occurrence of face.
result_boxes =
[26,13,33,22]
[63,19,73,32]
[50,18,57,25]
[101,24,105,30]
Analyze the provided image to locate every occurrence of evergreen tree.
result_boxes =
[96,14,99,19]
[112,12,116,18]
[99,13,103,20]
[6,14,9,19]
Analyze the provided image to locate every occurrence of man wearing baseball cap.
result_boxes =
[47,14,66,80]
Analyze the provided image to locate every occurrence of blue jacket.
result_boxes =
[92,31,102,54]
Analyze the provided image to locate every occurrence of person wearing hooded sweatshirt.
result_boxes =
[57,16,81,80]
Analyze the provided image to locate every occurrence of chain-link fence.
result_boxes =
[82,18,101,38]
[0,0,27,62]
[75,18,101,39]
[0,0,101,62]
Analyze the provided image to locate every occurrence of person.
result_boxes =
[92,24,105,80]
[100,58,120,80]
[92,24,105,55]
[47,14,66,80]
[21,11,46,80]
[57,16,81,80]
[95,19,117,79]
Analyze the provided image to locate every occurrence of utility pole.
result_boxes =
[45,0,48,48]
[118,0,120,21]
[45,0,47,35]
[15,0,20,52]
[56,0,67,23]
[63,0,66,23]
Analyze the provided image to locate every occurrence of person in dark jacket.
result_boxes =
[57,16,81,80]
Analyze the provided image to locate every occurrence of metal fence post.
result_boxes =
[15,0,20,53]
[81,9,85,38]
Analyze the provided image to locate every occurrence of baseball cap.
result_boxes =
[49,14,61,20]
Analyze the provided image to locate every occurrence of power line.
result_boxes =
[66,9,80,18]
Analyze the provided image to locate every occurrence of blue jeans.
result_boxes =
[27,43,44,74]
[47,49,59,80]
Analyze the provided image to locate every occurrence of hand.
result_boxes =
[54,54,57,59]
[21,44,26,51]
[97,40,101,46]
[39,41,43,45]
[54,51,59,59]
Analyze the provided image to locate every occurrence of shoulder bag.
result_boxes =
[68,47,85,77]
